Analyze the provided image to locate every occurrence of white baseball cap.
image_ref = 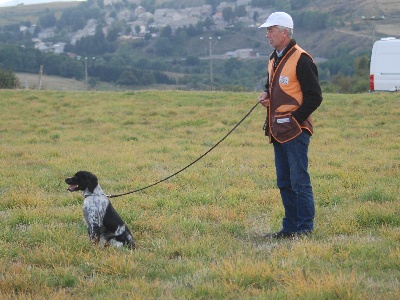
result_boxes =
[259,12,294,29]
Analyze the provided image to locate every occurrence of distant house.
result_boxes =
[38,27,56,39]
[135,5,145,17]
[51,43,66,54]
[237,0,252,5]
[225,48,255,59]
[70,19,97,45]
[19,25,28,33]
[152,5,212,30]
[34,41,49,52]
[32,39,66,53]
[237,16,254,27]
[127,9,154,36]
[117,9,131,22]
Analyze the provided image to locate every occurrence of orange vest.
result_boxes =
[267,45,314,143]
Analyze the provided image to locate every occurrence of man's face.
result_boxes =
[266,26,289,52]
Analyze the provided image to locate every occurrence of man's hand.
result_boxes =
[258,92,270,107]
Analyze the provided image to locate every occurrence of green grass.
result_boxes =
[0,90,399,299]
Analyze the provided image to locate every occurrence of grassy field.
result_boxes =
[0,90,399,299]
[15,72,187,92]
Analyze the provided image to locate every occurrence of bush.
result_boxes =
[0,67,20,89]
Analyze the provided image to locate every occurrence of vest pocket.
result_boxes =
[271,113,302,142]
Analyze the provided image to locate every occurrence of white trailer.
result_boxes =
[370,37,400,92]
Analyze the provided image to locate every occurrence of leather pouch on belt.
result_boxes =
[271,113,302,143]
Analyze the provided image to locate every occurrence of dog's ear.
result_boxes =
[86,172,98,193]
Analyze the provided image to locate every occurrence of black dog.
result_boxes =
[65,171,135,249]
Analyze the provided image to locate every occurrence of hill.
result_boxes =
[307,0,400,41]
[0,1,80,26]
[0,0,399,91]
[0,0,398,56]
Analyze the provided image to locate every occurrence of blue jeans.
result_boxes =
[273,131,315,233]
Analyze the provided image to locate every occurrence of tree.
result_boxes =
[222,7,235,24]
[140,0,156,14]
[234,5,247,18]
[75,25,110,56]
[224,58,243,76]
[69,10,85,31]
[21,48,41,73]
[60,59,84,79]
[42,53,64,76]
[197,17,214,30]
[154,37,174,56]
[354,55,369,77]
[0,45,23,71]
[160,25,173,38]
[290,0,310,10]
[117,70,138,85]
[107,27,120,42]
[275,0,290,11]
[0,67,20,89]
[251,0,274,7]
[135,25,141,35]
[38,13,57,28]
[186,56,200,66]
[138,71,155,85]
[135,58,150,69]
[292,11,328,30]
[253,11,259,23]
[186,24,200,37]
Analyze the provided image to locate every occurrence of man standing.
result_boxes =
[258,12,323,238]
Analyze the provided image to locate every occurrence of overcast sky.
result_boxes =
[0,0,85,7]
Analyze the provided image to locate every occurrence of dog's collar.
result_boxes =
[83,185,107,198]
[83,192,108,198]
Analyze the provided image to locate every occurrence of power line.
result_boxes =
[362,15,385,46]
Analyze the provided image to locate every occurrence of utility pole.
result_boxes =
[77,56,95,89]
[362,16,384,47]
[208,37,213,91]
[37,65,43,90]
[200,36,221,91]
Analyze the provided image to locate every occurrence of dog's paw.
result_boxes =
[108,239,124,248]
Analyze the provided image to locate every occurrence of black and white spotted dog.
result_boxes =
[65,171,135,249]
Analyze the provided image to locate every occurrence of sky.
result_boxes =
[0,0,84,7]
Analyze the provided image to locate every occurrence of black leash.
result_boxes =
[108,100,261,198]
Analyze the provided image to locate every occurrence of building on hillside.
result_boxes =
[117,9,132,22]
[225,48,255,59]
[50,43,66,54]
[103,0,136,4]
[237,16,254,27]
[70,19,97,45]
[237,0,251,5]
[152,5,212,30]
[33,40,49,52]
[135,5,145,17]
[127,10,154,35]
[212,12,229,30]
[38,27,56,39]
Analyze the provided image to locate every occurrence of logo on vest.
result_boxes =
[277,117,290,124]
[279,76,289,85]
